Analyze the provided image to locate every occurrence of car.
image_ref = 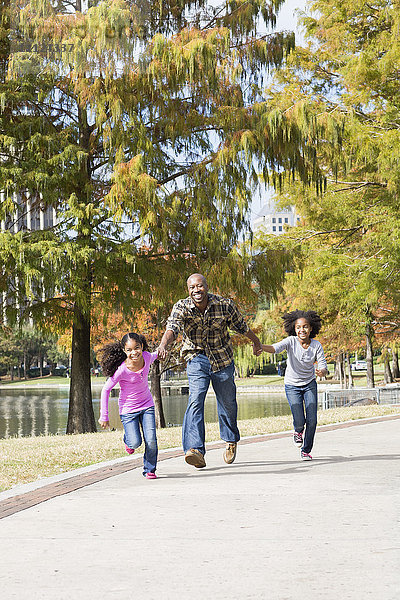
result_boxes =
[351,360,368,371]
[52,366,68,377]
[27,367,51,377]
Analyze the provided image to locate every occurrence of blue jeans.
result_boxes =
[285,379,318,454]
[120,406,158,474]
[183,354,240,455]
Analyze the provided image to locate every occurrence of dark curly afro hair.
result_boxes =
[282,310,322,338]
[99,333,148,377]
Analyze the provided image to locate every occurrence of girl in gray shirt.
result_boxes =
[262,310,328,460]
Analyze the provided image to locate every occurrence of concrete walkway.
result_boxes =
[0,417,399,600]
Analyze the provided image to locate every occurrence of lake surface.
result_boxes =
[0,387,292,439]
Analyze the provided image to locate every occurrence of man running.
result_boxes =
[157,273,262,468]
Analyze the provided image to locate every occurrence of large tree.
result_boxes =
[255,1,400,386]
[0,1,322,432]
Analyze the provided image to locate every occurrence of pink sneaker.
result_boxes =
[145,472,157,480]
[125,444,135,455]
[301,451,312,461]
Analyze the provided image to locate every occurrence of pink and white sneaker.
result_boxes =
[145,472,157,480]
[301,451,312,461]
[125,444,135,455]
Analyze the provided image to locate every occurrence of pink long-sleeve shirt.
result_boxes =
[100,351,158,421]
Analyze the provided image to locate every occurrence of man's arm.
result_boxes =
[225,299,262,356]
[157,299,186,360]
[244,329,263,356]
[157,329,175,360]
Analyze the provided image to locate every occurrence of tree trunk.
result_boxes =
[23,351,27,379]
[66,301,96,434]
[149,360,166,428]
[39,351,43,377]
[335,354,344,387]
[346,353,353,388]
[342,351,347,389]
[392,349,400,379]
[365,322,375,388]
[383,358,393,384]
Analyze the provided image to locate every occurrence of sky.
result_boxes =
[250,0,308,223]
[276,0,308,38]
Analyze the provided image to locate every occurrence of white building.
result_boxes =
[252,202,300,235]
[0,191,56,233]
[1,191,57,324]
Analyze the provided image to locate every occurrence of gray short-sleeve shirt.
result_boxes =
[273,336,327,386]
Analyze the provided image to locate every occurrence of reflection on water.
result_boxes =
[0,390,69,438]
[161,393,291,427]
[0,388,292,439]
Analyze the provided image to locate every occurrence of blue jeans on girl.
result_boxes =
[183,354,240,455]
[120,406,158,475]
[284,379,318,454]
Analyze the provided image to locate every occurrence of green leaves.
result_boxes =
[259,0,400,353]
[0,1,317,350]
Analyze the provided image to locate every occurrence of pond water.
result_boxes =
[0,387,292,439]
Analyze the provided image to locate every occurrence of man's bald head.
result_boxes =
[187,273,208,288]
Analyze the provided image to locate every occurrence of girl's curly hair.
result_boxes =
[99,333,149,377]
[282,310,322,338]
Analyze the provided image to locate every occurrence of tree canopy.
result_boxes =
[0,1,316,431]
[258,0,400,385]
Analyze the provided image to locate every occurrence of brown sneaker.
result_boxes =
[223,442,237,464]
[185,448,206,468]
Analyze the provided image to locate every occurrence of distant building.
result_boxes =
[0,191,56,233]
[252,202,300,235]
[1,191,57,324]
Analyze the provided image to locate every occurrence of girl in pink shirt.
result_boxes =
[98,333,158,479]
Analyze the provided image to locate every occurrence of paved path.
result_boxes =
[0,417,399,600]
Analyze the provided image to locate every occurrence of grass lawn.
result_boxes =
[0,404,398,492]
[237,365,391,388]
[1,375,284,387]
[0,376,69,386]
[236,375,284,386]
[0,376,107,386]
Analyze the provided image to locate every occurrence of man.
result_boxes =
[157,273,262,468]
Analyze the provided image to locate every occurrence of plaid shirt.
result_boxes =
[166,293,249,372]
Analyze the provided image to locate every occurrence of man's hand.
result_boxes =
[245,329,263,356]
[157,344,168,360]
[252,340,263,356]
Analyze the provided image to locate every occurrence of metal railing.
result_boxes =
[322,387,400,410]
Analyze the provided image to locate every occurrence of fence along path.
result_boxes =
[322,386,400,409]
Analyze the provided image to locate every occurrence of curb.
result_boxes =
[0,413,399,520]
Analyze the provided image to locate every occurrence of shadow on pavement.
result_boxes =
[163,453,400,478]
